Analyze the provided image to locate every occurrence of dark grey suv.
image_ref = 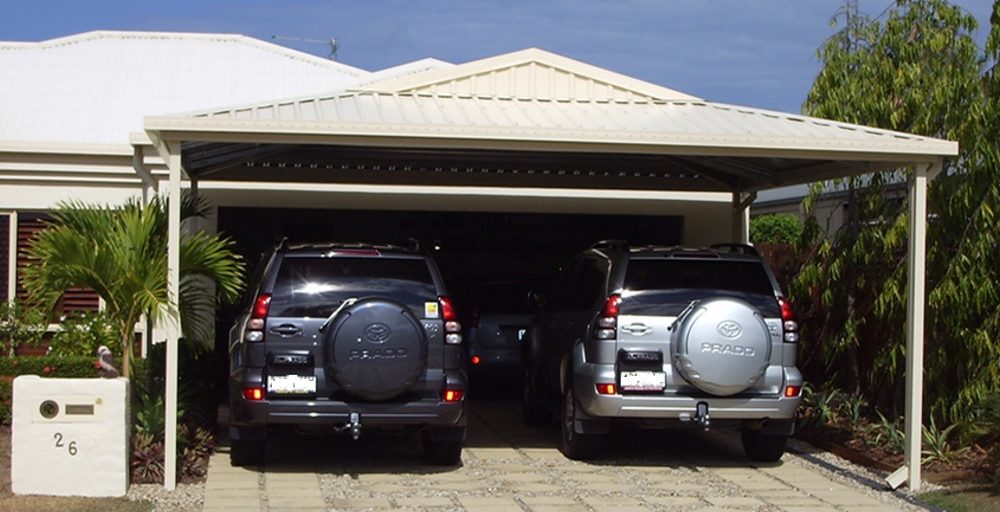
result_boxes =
[228,242,467,466]
[523,241,803,462]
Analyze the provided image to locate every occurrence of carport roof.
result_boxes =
[143,48,957,193]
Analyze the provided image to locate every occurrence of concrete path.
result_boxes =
[203,400,924,511]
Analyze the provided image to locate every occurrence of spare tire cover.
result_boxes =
[325,298,427,401]
[671,297,771,396]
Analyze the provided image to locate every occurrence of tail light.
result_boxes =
[243,387,265,401]
[596,383,617,395]
[245,294,271,342]
[593,294,622,340]
[470,355,481,365]
[778,297,799,343]
[443,388,465,403]
[440,296,462,345]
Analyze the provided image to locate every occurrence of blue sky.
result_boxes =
[1,1,994,113]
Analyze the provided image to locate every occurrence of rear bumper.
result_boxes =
[229,370,467,432]
[574,359,802,422]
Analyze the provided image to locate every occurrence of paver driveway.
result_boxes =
[203,399,924,511]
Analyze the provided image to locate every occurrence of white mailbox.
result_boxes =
[12,376,129,497]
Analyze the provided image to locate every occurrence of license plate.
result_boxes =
[620,371,665,391]
[268,375,316,394]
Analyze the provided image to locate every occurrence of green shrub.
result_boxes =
[750,213,803,244]
[0,300,49,356]
[49,310,118,357]
[0,355,98,424]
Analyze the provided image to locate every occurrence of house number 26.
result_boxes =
[53,433,78,456]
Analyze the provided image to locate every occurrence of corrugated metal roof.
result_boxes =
[154,90,955,160]
[0,31,370,148]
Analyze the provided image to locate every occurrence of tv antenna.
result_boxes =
[271,35,338,61]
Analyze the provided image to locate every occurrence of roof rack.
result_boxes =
[284,241,414,253]
[709,243,760,257]
[591,240,629,252]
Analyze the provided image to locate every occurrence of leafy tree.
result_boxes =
[21,194,245,377]
[750,214,803,244]
[793,0,999,424]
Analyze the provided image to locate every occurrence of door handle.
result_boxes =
[270,324,302,337]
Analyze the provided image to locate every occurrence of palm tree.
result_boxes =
[21,194,245,377]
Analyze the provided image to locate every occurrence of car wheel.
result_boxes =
[522,371,549,426]
[230,439,265,467]
[559,380,599,460]
[741,428,788,462]
[422,429,464,466]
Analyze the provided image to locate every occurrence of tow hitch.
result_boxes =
[334,412,362,440]
[694,401,710,430]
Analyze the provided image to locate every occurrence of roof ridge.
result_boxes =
[0,30,368,76]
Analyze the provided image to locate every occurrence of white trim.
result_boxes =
[196,179,731,202]
[164,145,182,490]
[7,211,16,301]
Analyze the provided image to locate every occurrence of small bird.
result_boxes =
[96,345,120,378]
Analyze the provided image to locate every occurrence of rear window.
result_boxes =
[621,259,779,317]
[470,282,535,314]
[269,256,437,317]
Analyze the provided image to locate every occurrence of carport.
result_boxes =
[135,49,956,491]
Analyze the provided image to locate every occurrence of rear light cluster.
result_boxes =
[443,388,464,402]
[243,387,265,401]
[245,294,272,343]
[778,297,799,343]
[595,383,617,395]
[440,296,462,345]
[594,294,622,340]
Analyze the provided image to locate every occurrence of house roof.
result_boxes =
[0,30,370,151]
[145,48,956,192]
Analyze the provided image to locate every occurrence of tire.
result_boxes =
[671,297,772,396]
[559,380,600,460]
[230,439,265,467]
[741,428,788,462]
[423,430,464,466]
[522,371,549,426]
[325,298,428,401]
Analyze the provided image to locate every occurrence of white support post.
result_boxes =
[891,159,935,492]
[7,211,17,301]
[131,145,157,203]
[731,191,756,244]
[164,142,183,490]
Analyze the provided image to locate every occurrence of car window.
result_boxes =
[269,256,437,317]
[621,259,779,317]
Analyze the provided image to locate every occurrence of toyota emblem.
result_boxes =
[364,323,391,344]
[717,321,742,339]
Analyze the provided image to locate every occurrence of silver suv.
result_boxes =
[523,241,803,461]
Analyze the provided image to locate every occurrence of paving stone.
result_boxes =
[421,481,483,491]
[478,463,537,473]
[521,448,568,462]
[267,496,327,508]
[415,471,476,482]
[840,506,913,512]
[569,482,629,493]
[359,482,412,493]
[756,490,828,506]
[458,497,521,507]
[520,496,579,506]
[643,496,703,507]
[466,447,526,460]
[562,472,615,483]
[777,506,840,512]
[395,496,456,507]
[526,506,590,512]
[496,472,547,483]
[329,497,393,509]
[811,489,887,507]
[705,496,765,507]
[506,482,564,493]
[202,496,262,510]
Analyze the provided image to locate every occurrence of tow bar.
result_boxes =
[334,412,362,440]
[694,401,711,430]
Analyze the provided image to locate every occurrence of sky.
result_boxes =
[1,1,995,114]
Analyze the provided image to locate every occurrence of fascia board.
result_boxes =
[0,141,134,156]
[144,116,958,162]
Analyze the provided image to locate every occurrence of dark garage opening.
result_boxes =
[214,207,683,389]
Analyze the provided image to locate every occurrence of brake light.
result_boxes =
[596,383,617,395]
[470,355,481,365]
[243,387,265,401]
[602,294,622,317]
[439,296,462,344]
[443,389,464,402]
[778,297,799,342]
[439,296,457,322]
[784,385,802,398]
[252,294,271,319]
[594,294,622,340]
[245,294,271,343]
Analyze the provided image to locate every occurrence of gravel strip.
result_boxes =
[127,481,204,511]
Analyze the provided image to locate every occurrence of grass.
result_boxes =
[920,483,1000,512]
